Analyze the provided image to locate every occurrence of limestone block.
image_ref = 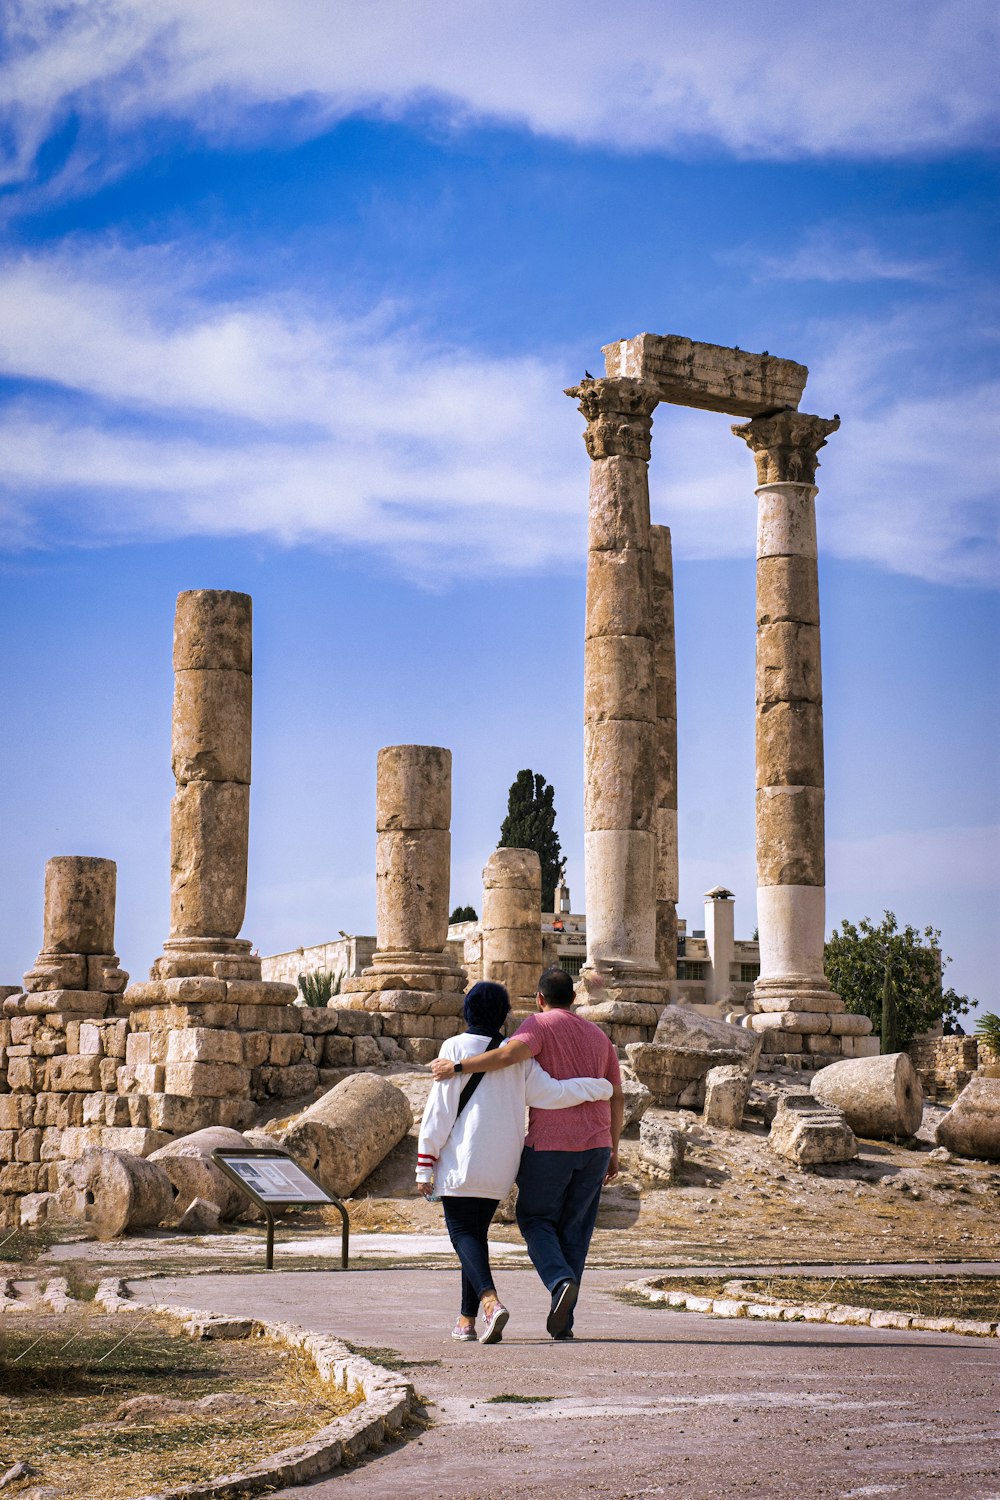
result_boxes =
[333,1009,380,1036]
[279,1073,413,1197]
[9,1016,38,1044]
[753,988,839,1015]
[0,1162,51,1194]
[756,786,825,887]
[583,635,655,723]
[604,333,807,418]
[756,555,820,627]
[173,589,252,673]
[401,1037,440,1064]
[146,1094,228,1134]
[0,1132,14,1161]
[56,1147,174,1239]
[828,1013,875,1036]
[163,1060,251,1098]
[768,1098,857,1165]
[375,744,451,832]
[44,1054,102,1092]
[240,1031,271,1067]
[638,1117,685,1180]
[575,999,660,1027]
[78,1022,104,1055]
[150,1126,249,1218]
[756,622,822,708]
[621,1077,653,1129]
[626,1007,760,1107]
[703,1065,752,1130]
[482,887,540,930]
[935,1078,1000,1161]
[853,1037,881,1058]
[299,1008,342,1034]
[166,1027,245,1065]
[116,1063,165,1093]
[483,847,541,892]
[375,829,450,953]
[584,827,657,963]
[33,1092,85,1128]
[380,1013,435,1039]
[372,989,436,1016]
[23,952,87,991]
[15,1128,42,1163]
[483,961,542,999]
[99,1057,118,1090]
[811,1052,923,1139]
[585,547,653,640]
[584,718,656,832]
[756,486,818,559]
[41,856,117,955]
[87,954,129,993]
[804,1035,843,1056]
[259,1061,318,1098]
[169,781,249,939]
[352,1036,383,1067]
[323,1035,355,1067]
[0,1095,36,1129]
[751,1012,831,1035]
[482,928,543,966]
[8,989,110,1018]
[760,1031,804,1054]
[172,668,251,785]
[756,702,824,789]
[177,1197,223,1233]
[230,990,299,1022]
[587,457,652,553]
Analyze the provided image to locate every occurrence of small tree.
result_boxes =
[824,911,972,1048]
[298,970,343,1007]
[449,904,478,923]
[498,769,566,911]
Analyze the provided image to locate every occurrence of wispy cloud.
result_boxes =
[749,226,945,285]
[1,0,997,205]
[0,245,996,587]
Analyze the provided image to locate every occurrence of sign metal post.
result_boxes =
[212,1148,349,1270]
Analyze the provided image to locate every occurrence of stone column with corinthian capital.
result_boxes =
[566,377,669,1042]
[732,411,876,1063]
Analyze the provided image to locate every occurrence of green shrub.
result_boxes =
[297,970,343,1007]
[974,1012,1000,1050]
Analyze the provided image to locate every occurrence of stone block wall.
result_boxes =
[906,1035,980,1102]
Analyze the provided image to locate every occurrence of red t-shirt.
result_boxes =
[515,1008,621,1151]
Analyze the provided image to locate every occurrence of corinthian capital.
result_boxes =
[565,377,658,461]
[732,410,840,486]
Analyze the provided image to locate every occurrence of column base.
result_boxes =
[151,936,261,982]
[750,974,844,1014]
[576,961,669,1027]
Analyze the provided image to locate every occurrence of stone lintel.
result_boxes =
[603,334,808,417]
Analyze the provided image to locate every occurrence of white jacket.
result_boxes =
[416,1032,614,1200]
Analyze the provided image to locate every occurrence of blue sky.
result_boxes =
[1,1,997,1017]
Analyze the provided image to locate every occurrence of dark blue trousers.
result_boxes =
[441,1196,500,1317]
[515,1146,611,1329]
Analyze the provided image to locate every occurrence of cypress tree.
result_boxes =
[498,769,566,911]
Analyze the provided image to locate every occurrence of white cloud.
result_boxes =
[0,246,996,587]
[1,0,997,198]
[750,226,944,285]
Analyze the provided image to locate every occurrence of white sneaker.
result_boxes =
[451,1319,478,1342]
[480,1303,509,1345]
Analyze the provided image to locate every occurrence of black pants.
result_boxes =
[441,1196,500,1317]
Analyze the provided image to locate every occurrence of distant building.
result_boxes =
[261,881,759,1018]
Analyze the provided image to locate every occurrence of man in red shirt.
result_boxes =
[431,967,623,1338]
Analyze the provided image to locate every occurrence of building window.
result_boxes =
[561,955,584,977]
[677,961,706,981]
[740,964,760,984]
[676,936,686,957]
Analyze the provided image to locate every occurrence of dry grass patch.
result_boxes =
[0,1307,360,1500]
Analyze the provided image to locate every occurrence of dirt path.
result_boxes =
[136,1265,1000,1500]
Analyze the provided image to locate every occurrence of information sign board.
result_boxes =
[212,1148,349,1270]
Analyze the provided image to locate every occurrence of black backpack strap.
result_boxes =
[454,1032,505,1119]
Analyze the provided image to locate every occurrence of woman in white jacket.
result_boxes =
[417,981,613,1345]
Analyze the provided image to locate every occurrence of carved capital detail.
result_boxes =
[732,410,840,486]
[565,377,658,461]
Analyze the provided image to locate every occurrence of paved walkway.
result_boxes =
[137,1266,1000,1500]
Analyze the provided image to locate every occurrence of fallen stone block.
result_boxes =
[626,1005,760,1107]
[150,1125,248,1219]
[56,1148,174,1240]
[621,1077,653,1129]
[935,1076,1000,1161]
[177,1196,223,1233]
[703,1065,751,1130]
[811,1051,923,1139]
[638,1116,686,1180]
[279,1073,413,1198]
[768,1098,858,1166]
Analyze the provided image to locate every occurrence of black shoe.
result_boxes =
[546,1280,579,1337]
[552,1328,575,1341]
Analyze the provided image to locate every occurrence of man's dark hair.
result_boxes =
[537,966,575,1008]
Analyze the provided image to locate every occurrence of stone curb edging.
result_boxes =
[6,1276,418,1499]
[622,1276,1000,1339]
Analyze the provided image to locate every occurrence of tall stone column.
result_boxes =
[153,590,259,982]
[343,745,466,1020]
[650,524,678,988]
[481,848,543,1016]
[566,377,667,1029]
[732,412,874,1063]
